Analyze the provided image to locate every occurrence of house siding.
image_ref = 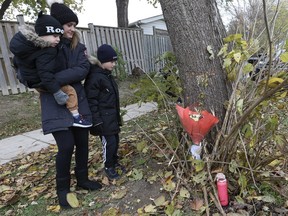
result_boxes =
[141,20,167,35]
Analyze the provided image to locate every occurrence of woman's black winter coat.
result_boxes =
[39,36,91,134]
[84,57,122,136]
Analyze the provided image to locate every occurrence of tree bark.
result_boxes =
[116,0,129,27]
[0,0,12,20]
[159,0,231,123]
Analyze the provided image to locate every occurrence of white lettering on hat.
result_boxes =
[45,26,64,34]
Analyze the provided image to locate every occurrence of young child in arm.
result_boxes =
[10,11,92,128]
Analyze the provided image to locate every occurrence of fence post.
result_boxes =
[16,15,25,26]
[153,26,160,71]
[88,23,98,55]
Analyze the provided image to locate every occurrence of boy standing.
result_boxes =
[9,11,92,128]
[84,44,125,180]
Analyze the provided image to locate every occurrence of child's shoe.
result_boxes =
[104,167,120,180]
[73,115,92,128]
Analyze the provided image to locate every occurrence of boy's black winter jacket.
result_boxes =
[9,25,61,93]
[84,56,122,136]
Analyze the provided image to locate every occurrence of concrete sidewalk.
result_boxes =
[0,102,157,165]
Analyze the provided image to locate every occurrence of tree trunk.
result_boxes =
[159,0,231,123]
[0,0,12,20]
[116,0,129,27]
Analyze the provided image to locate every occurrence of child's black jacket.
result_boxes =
[9,25,61,93]
[84,56,122,136]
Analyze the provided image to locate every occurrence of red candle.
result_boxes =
[216,173,229,206]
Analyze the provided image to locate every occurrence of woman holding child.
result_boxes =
[40,0,102,208]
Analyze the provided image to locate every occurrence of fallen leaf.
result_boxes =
[18,164,31,171]
[103,207,120,216]
[144,204,157,213]
[190,198,204,210]
[128,168,143,181]
[180,187,190,198]
[136,140,148,152]
[248,195,276,203]
[111,188,127,199]
[148,175,158,185]
[0,185,13,193]
[163,177,176,192]
[153,195,166,206]
[164,171,173,178]
[46,205,61,213]
[67,192,79,208]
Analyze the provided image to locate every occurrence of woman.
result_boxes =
[42,0,102,208]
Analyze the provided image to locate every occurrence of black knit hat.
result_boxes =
[35,11,64,36]
[97,44,118,63]
[50,2,78,25]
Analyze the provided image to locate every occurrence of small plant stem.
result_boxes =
[239,132,261,193]
[202,186,210,216]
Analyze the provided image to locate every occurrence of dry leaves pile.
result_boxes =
[0,125,208,215]
[2,114,287,215]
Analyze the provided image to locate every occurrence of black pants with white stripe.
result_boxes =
[100,134,119,168]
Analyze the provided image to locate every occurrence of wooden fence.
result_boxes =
[0,16,172,95]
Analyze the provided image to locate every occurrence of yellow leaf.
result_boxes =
[280,52,288,63]
[268,77,283,88]
[268,159,281,167]
[243,63,253,74]
[66,193,79,208]
[192,159,205,172]
[180,187,190,198]
[46,205,61,213]
[147,175,157,184]
[233,52,241,63]
[248,195,276,203]
[32,185,47,193]
[111,188,127,199]
[103,207,120,216]
[18,164,31,170]
[277,91,287,99]
[144,204,157,213]
[217,44,228,56]
[163,177,176,192]
[0,185,13,193]
[128,168,143,181]
[136,140,147,152]
[223,58,232,68]
[137,207,144,214]
[0,171,11,178]
[164,171,173,178]
[153,195,166,206]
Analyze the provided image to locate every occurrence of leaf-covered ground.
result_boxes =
[2,110,288,215]
[1,79,288,215]
[0,112,187,215]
